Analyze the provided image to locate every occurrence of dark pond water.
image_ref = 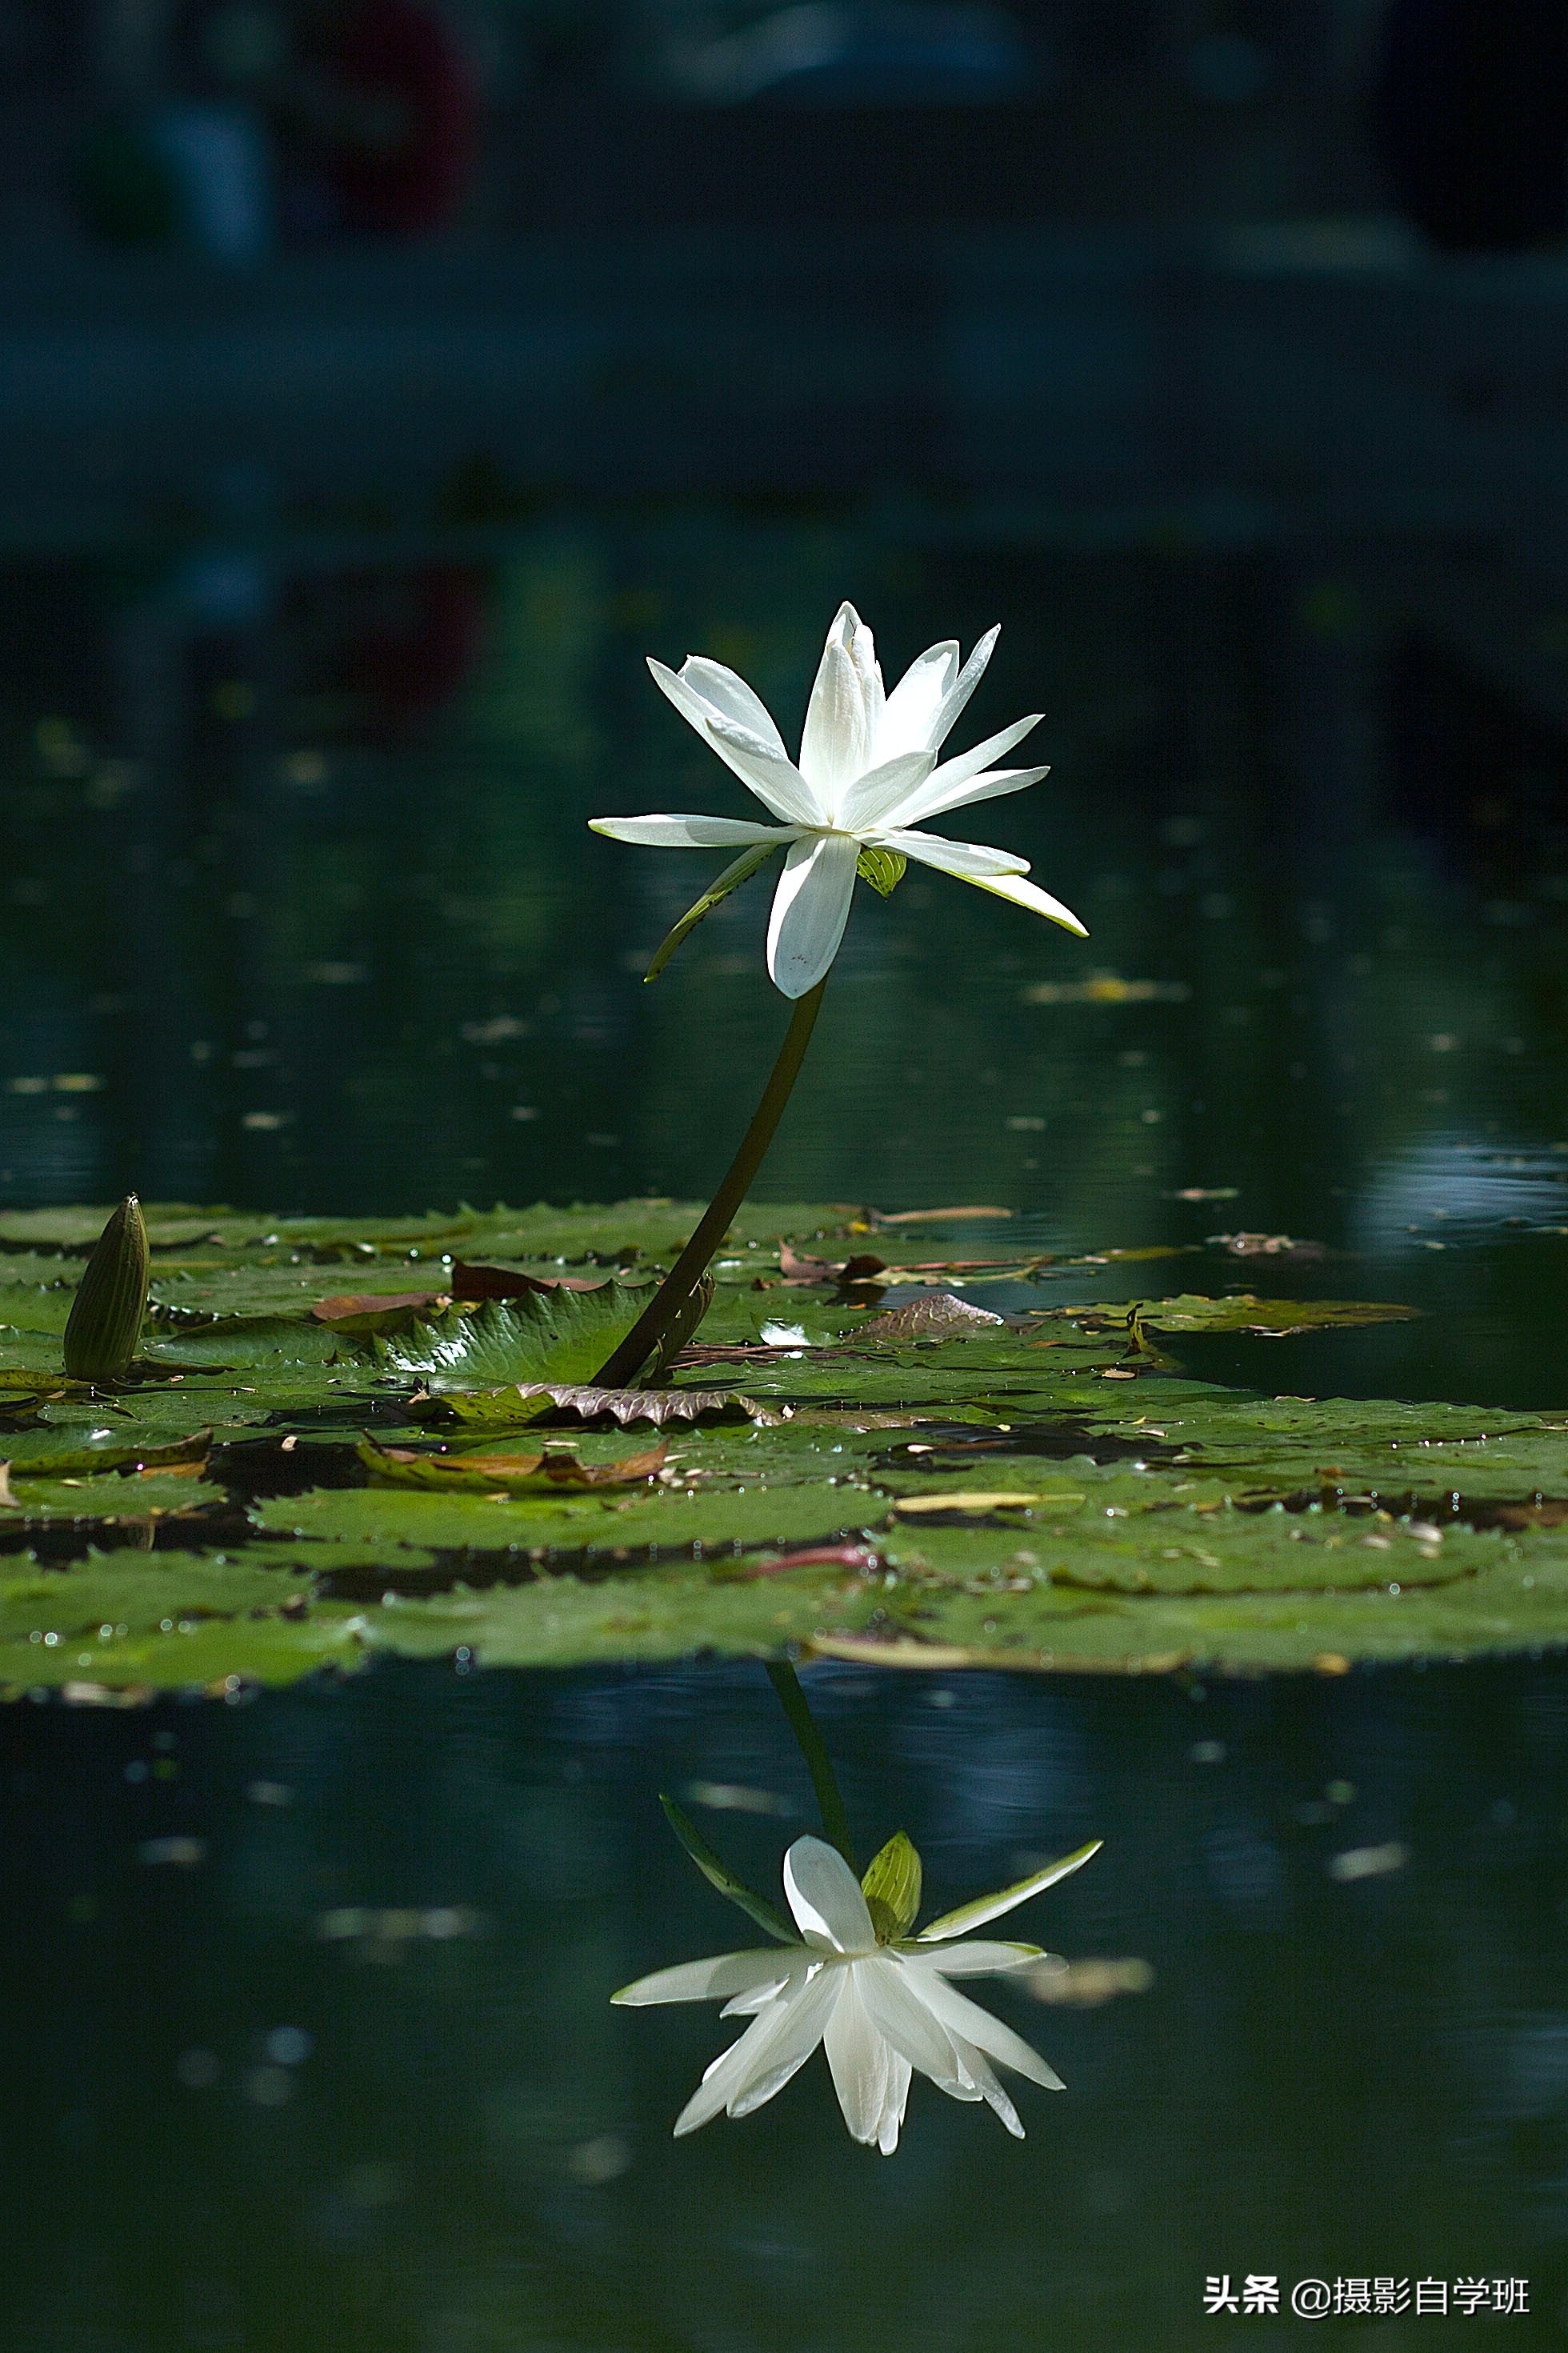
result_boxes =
[2,1656,1564,2351]
[2,510,1566,2346]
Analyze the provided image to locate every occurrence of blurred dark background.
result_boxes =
[9,2,1568,1238]
[1,41,1566,2351]
[4,1,1567,525]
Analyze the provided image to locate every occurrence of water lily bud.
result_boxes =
[63,1195,150,1381]
[861,1829,923,1942]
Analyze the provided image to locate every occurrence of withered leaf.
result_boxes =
[451,1262,618,1299]
[854,1294,1007,1341]
[358,1436,668,1493]
[718,1543,882,1580]
[313,1292,447,1334]
[872,1207,1014,1226]
[778,1244,888,1287]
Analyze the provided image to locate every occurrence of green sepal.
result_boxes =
[914,1839,1102,1943]
[861,1829,922,1943]
[62,1196,150,1383]
[658,1795,797,1943]
[855,846,907,898]
[645,844,778,982]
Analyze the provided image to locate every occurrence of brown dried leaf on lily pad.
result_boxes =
[718,1543,884,1580]
[451,1262,624,1299]
[314,1291,449,1334]
[358,1435,667,1494]
[854,1293,1007,1342]
[778,1244,889,1287]
[872,1207,1014,1227]
[439,1383,786,1430]
[899,1257,1048,1274]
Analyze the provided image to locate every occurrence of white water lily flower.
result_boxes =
[614,1831,1100,2154]
[590,602,1086,998]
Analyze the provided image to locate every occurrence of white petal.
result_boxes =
[822,1972,890,2143]
[877,640,959,759]
[916,1839,1102,1940]
[648,658,821,825]
[613,1948,803,2005]
[901,1940,1045,1978]
[726,1966,842,2118]
[673,1995,798,2135]
[914,711,1042,806]
[912,1973,1065,2091]
[854,1956,970,2093]
[702,714,826,827]
[930,624,999,746]
[846,610,885,735]
[721,1977,794,2016]
[900,765,1049,828]
[782,1835,877,1953]
[963,870,1088,938]
[879,829,1030,882]
[677,656,788,754]
[590,814,790,850]
[766,831,858,1000]
[946,2034,1026,2137]
[877,2051,913,2154]
[799,610,873,797]
[830,750,936,833]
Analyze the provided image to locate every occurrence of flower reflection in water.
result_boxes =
[615,1806,1101,2153]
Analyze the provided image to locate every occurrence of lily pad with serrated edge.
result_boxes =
[434,1383,784,1429]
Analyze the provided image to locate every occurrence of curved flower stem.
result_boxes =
[589,977,828,1388]
[766,1660,856,1870]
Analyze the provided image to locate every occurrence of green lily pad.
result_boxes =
[0,1199,1562,1688]
[249,1478,892,1559]
[0,1551,317,1648]
[2,1473,225,1523]
[0,1199,877,1265]
[374,1283,650,1391]
[0,1427,211,1478]
[142,1314,356,1370]
[881,1503,1492,1594]
[1052,1295,1422,1339]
